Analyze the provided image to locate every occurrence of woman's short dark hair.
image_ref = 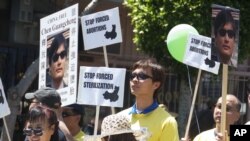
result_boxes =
[27,106,59,141]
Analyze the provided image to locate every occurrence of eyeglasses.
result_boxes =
[23,127,43,136]
[215,103,236,112]
[130,72,153,81]
[62,111,78,118]
[218,29,235,39]
[52,50,67,62]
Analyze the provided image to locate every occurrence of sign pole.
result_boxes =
[184,69,202,140]
[220,64,228,134]
[103,46,108,67]
[103,46,116,114]
[3,117,11,141]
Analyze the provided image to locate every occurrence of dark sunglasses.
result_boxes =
[130,72,153,81]
[218,29,235,39]
[52,50,67,62]
[62,111,78,118]
[23,127,43,136]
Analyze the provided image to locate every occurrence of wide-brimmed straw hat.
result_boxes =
[84,114,151,141]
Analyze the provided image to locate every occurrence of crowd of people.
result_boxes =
[5,6,242,141]
[3,57,247,141]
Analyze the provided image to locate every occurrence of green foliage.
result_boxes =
[124,0,250,77]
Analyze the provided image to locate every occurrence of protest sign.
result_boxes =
[81,7,122,50]
[77,66,126,107]
[184,33,220,74]
[0,78,10,118]
[39,4,78,106]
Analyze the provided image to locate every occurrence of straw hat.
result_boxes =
[84,114,151,141]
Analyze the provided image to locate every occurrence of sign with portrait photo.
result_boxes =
[211,4,240,67]
[0,78,10,118]
[77,66,126,107]
[39,4,78,106]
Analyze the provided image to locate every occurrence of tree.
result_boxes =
[124,0,250,73]
[0,1,100,140]
[124,0,250,137]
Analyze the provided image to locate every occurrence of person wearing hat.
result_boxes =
[25,87,74,141]
[62,104,85,141]
[83,114,150,141]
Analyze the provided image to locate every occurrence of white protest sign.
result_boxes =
[39,4,78,106]
[184,33,220,74]
[81,7,122,50]
[0,78,10,118]
[77,67,126,107]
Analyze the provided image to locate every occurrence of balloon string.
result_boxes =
[186,65,200,133]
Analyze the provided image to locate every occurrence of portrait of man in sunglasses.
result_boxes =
[47,31,69,89]
[211,5,239,67]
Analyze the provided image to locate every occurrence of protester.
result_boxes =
[117,58,179,141]
[212,8,237,67]
[25,87,74,141]
[62,104,85,141]
[193,94,241,141]
[24,105,59,141]
[47,33,68,89]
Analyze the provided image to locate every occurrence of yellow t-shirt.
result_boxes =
[119,106,179,141]
[74,130,85,141]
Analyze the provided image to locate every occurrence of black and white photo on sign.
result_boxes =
[46,30,70,90]
[211,4,240,67]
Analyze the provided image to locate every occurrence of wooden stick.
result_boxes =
[220,64,228,134]
[184,69,202,140]
[103,46,115,114]
[93,106,100,137]
[3,117,11,141]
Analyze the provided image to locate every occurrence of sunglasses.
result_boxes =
[62,111,78,118]
[52,50,67,62]
[23,127,43,136]
[218,29,235,39]
[130,72,153,81]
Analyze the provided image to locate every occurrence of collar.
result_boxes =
[129,100,159,114]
